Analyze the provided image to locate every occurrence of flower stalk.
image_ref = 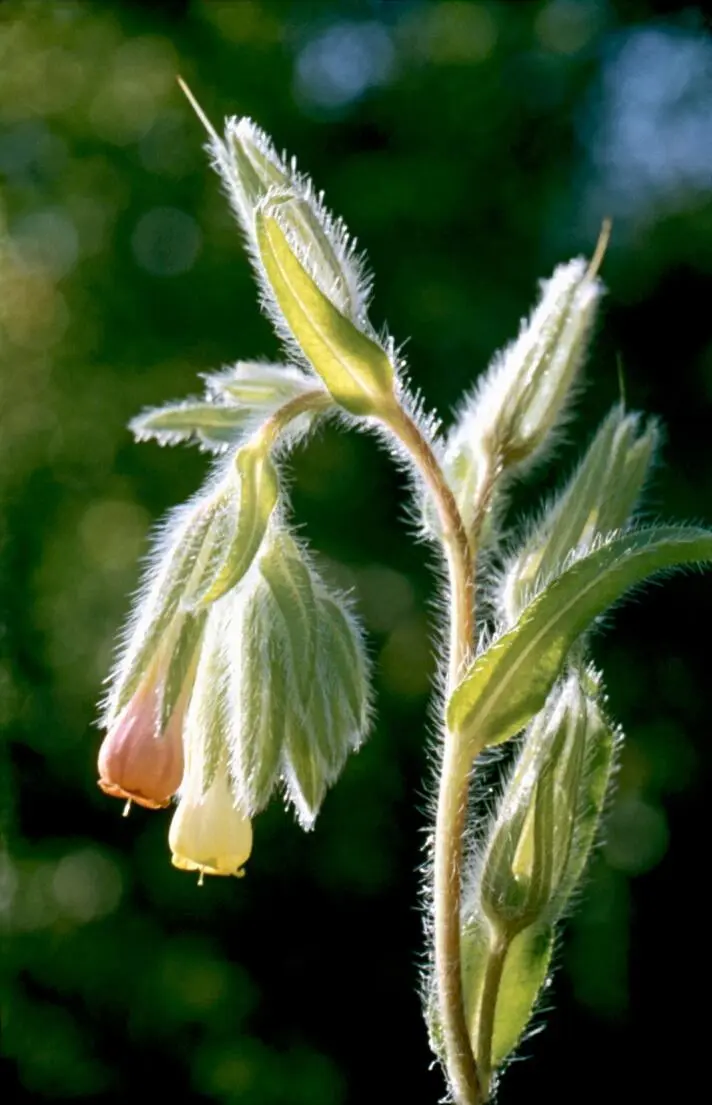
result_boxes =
[383,402,483,1104]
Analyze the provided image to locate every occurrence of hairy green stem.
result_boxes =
[252,387,333,450]
[474,929,510,1100]
[384,403,482,1105]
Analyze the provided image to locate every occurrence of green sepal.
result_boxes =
[130,401,252,451]
[317,597,370,736]
[184,607,233,795]
[281,590,371,827]
[282,715,330,829]
[183,446,280,610]
[204,361,319,408]
[107,495,223,723]
[231,581,287,812]
[558,677,618,901]
[157,610,206,732]
[255,208,394,416]
[258,537,318,702]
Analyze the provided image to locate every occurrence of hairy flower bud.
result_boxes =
[437,257,603,540]
[500,404,659,624]
[102,490,225,728]
[219,117,371,326]
[478,675,596,935]
[98,667,185,809]
[220,528,372,826]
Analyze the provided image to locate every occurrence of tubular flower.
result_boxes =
[98,673,185,809]
[169,765,253,878]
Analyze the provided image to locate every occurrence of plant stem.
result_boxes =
[384,404,482,1105]
[255,388,333,449]
[474,930,510,1100]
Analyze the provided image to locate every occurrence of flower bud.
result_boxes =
[490,259,602,466]
[180,526,372,828]
[478,685,575,936]
[98,668,185,809]
[169,764,252,878]
[500,405,658,625]
[221,117,370,324]
[438,257,603,539]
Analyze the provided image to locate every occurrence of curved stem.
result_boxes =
[384,405,474,679]
[474,930,510,1100]
[253,387,333,450]
[384,404,482,1105]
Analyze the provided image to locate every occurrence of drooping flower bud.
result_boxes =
[169,764,253,878]
[102,490,225,729]
[175,522,372,830]
[97,667,185,809]
[232,528,372,827]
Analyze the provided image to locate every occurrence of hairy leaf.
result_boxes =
[448,527,712,750]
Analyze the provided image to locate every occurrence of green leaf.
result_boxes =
[461,919,555,1071]
[130,401,252,451]
[448,527,712,750]
[255,209,394,416]
[491,925,554,1068]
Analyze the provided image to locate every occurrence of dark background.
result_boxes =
[2,1,712,1102]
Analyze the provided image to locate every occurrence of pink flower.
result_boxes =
[98,676,185,810]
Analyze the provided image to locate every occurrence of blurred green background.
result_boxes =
[2,1,712,1102]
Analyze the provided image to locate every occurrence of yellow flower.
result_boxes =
[168,767,252,878]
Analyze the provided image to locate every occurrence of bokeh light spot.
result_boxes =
[604,793,669,875]
[12,208,79,279]
[90,35,178,145]
[535,1,601,56]
[587,26,712,218]
[295,21,394,108]
[354,565,415,633]
[407,1,497,65]
[138,111,197,178]
[52,848,123,923]
[379,615,434,698]
[131,206,202,276]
